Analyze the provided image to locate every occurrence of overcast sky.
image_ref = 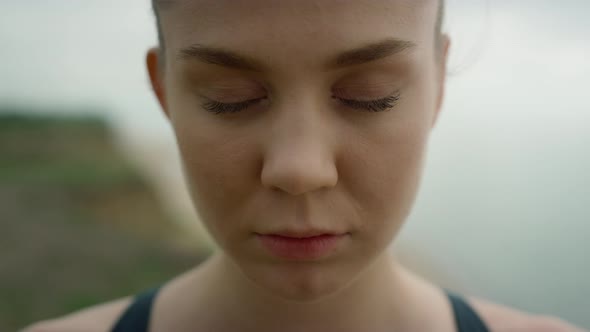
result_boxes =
[1,0,588,138]
[1,0,589,327]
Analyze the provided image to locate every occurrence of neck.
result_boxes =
[194,251,434,332]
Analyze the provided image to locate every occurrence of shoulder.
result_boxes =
[21,296,133,332]
[467,296,586,332]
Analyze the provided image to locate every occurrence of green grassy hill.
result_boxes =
[0,110,211,331]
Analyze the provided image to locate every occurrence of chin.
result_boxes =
[236,256,365,304]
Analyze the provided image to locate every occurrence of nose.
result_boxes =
[260,104,338,196]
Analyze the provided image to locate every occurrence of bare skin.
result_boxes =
[22,1,586,331]
[22,255,585,332]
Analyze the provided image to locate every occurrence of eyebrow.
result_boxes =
[177,38,416,72]
[178,44,265,71]
[331,38,416,68]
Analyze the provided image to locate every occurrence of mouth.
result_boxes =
[255,230,349,239]
[254,232,350,260]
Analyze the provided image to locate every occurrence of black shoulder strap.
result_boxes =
[110,287,161,332]
[446,291,491,332]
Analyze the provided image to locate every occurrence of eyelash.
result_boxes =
[338,92,401,113]
[201,91,401,115]
[201,98,261,115]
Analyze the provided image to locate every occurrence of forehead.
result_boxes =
[159,0,438,67]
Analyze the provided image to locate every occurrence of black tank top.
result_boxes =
[111,287,490,332]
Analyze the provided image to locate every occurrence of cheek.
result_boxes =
[339,110,430,241]
[171,114,259,234]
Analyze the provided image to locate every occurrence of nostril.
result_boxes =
[261,167,338,196]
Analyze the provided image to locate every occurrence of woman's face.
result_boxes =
[148,0,448,301]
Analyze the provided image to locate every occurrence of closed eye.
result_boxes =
[335,92,401,112]
[201,97,264,114]
[200,91,401,115]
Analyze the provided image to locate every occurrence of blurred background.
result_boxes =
[1,0,588,330]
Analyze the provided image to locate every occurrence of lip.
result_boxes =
[256,233,349,261]
[263,230,345,238]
